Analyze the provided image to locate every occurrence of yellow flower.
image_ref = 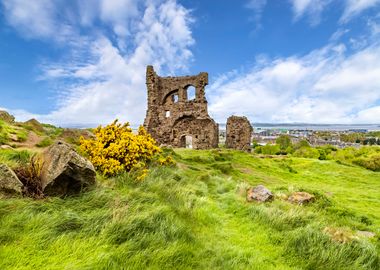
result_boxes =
[80,119,168,177]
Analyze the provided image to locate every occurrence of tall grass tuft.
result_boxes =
[285,225,380,270]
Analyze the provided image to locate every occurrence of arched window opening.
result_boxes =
[187,86,196,101]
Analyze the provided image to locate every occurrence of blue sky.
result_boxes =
[0,0,380,126]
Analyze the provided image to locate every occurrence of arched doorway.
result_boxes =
[180,135,193,148]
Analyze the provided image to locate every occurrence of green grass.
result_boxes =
[0,149,32,168]
[36,137,53,148]
[0,120,29,145]
[0,149,379,269]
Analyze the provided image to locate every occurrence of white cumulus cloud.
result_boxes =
[208,43,380,124]
[1,0,194,126]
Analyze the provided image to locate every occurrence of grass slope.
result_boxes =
[0,149,379,269]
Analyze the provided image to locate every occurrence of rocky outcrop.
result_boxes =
[40,141,96,196]
[247,185,273,202]
[288,192,314,204]
[0,163,23,195]
[24,118,44,133]
[0,110,15,123]
[59,128,95,144]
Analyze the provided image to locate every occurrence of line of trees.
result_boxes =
[252,135,380,171]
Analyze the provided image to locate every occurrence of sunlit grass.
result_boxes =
[0,149,379,269]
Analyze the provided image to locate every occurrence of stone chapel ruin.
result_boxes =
[144,66,219,149]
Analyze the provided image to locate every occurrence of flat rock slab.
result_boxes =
[40,141,96,196]
[356,231,376,238]
[0,163,23,195]
[288,192,314,204]
[247,185,273,202]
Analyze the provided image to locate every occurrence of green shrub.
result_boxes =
[353,154,380,171]
[294,139,311,150]
[255,144,281,155]
[36,137,53,148]
[318,148,327,160]
[251,139,259,148]
[276,135,292,152]
[330,146,380,171]
[293,147,320,159]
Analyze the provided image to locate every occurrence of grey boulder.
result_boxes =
[0,163,23,195]
[40,141,96,196]
[247,185,273,202]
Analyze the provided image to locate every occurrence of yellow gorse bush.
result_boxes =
[80,120,173,177]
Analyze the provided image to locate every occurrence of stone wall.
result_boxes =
[144,66,218,149]
[225,116,253,151]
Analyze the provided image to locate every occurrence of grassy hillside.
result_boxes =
[0,149,379,269]
[0,118,96,151]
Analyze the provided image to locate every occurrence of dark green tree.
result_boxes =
[276,135,292,151]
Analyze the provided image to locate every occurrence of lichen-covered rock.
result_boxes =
[247,185,273,202]
[288,192,314,204]
[40,141,96,196]
[0,163,23,195]
[0,110,15,123]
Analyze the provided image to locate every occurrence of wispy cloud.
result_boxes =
[289,0,331,26]
[288,0,380,25]
[341,0,380,22]
[245,0,267,30]
[2,0,194,126]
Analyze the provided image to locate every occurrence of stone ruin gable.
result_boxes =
[225,115,253,151]
[144,65,218,149]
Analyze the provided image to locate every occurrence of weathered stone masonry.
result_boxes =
[225,116,253,151]
[144,66,219,149]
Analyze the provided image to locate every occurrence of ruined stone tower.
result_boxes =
[225,116,253,151]
[144,66,218,149]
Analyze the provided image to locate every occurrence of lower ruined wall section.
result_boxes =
[171,117,219,149]
[225,116,253,151]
